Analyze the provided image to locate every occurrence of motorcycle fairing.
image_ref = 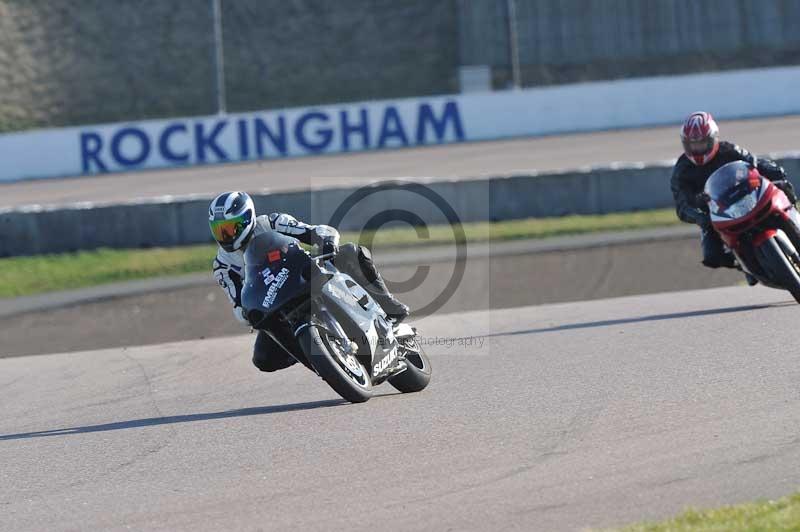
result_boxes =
[704,162,800,290]
[241,234,311,326]
[706,161,768,223]
[317,267,404,382]
[240,230,407,383]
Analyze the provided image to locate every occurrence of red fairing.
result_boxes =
[712,180,793,250]
[752,229,778,248]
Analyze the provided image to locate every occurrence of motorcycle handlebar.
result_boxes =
[312,252,336,262]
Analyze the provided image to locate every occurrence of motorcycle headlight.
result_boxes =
[723,191,758,219]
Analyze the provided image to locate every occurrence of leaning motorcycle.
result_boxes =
[703,160,800,302]
[240,231,431,403]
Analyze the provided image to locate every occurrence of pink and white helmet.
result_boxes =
[681,111,720,166]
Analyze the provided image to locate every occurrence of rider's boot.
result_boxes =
[365,277,410,323]
[701,225,737,269]
[338,244,410,323]
[701,252,736,269]
[744,272,759,286]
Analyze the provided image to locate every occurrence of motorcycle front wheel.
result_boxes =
[756,236,800,303]
[299,326,373,403]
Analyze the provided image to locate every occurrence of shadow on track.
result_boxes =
[0,399,346,441]
[488,301,794,338]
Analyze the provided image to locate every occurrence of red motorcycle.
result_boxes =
[704,160,800,302]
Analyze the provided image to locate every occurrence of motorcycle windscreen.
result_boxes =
[704,161,762,219]
[240,232,311,323]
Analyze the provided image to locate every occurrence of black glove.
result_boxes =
[693,192,710,208]
[680,204,711,227]
[322,239,338,256]
[775,180,798,204]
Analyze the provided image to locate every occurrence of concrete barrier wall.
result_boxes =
[4,65,800,183]
[3,154,798,258]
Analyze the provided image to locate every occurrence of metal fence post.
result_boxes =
[507,0,522,89]
[212,0,227,114]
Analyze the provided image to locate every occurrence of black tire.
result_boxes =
[299,327,372,403]
[756,236,800,303]
[388,336,432,393]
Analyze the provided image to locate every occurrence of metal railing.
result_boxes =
[460,0,800,88]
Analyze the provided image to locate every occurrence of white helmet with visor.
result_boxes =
[208,191,256,252]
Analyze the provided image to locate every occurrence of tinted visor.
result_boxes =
[210,212,251,246]
[683,137,714,156]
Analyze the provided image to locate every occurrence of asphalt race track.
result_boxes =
[2,115,799,208]
[3,117,799,530]
[0,232,744,358]
[2,285,800,531]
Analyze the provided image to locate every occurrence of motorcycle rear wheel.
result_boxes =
[388,335,432,393]
[299,327,373,403]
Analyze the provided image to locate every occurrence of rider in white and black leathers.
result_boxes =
[209,191,409,373]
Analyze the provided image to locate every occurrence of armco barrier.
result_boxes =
[2,156,799,258]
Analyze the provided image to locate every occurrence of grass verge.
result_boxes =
[0,246,216,299]
[360,208,680,247]
[613,492,800,531]
[0,208,680,299]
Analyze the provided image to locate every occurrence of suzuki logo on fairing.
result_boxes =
[373,347,398,375]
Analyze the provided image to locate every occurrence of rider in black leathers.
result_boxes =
[671,112,796,273]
